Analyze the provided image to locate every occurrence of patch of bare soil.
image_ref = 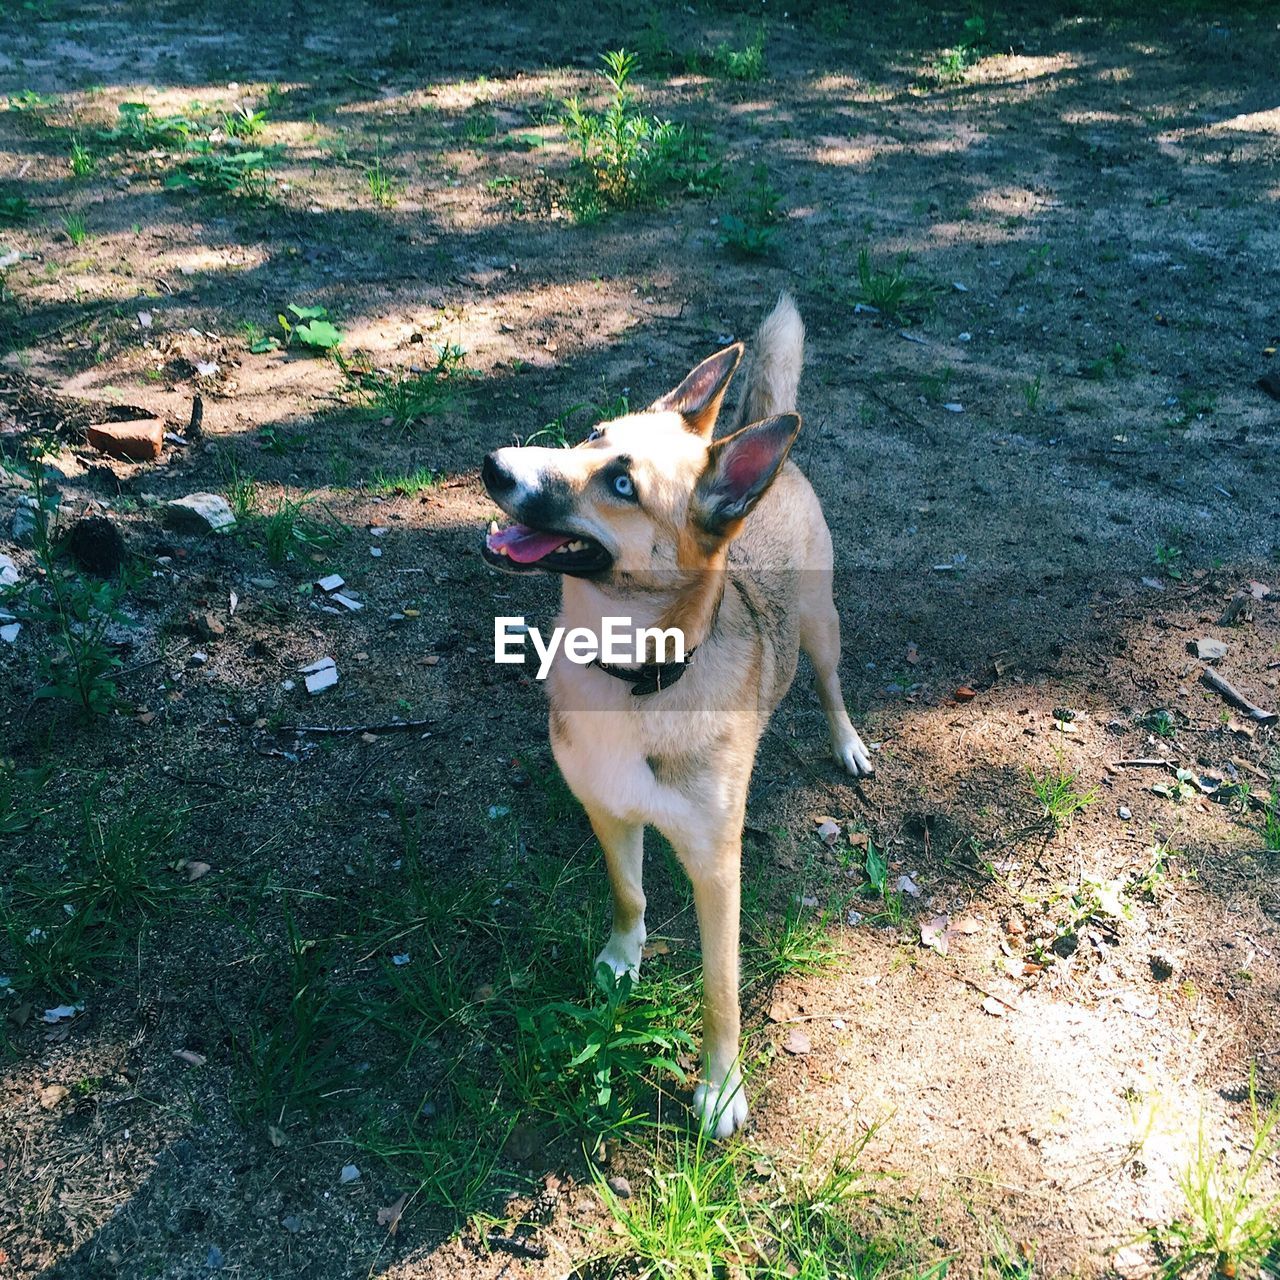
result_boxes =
[1,2,1278,1278]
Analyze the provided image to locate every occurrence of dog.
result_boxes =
[481,294,873,1136]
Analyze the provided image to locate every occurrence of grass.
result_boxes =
[370,466,440,497]
[68,136,96,177]
[222,104,267,139]
[1028,761,1098,831]
[745,900,840,987]
[61,213,87,245]
[1151,1073,1280,1278]
[364,152,401,207]
[166,143,273,200]
[257,495,346,566]
[338,344,469,434]
[562,49,721,222]
[1022,374,1043,412]
[720,163,783,258]
[855,248,935,324]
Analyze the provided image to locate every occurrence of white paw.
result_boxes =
[595,924,645,981]
[692,1071,747,1138]
[835,730,875,778]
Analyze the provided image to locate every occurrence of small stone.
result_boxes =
[370,546,382,557]
[606,1176,632,1199]
[194,612,225,640]
[87,419,164,462]
[206,1245,224,1269]
[783,1028,812,1055]
[303,659,338,695]
[0,552,18,587]
[165,493,235,534]
[315,574,345,593]
[339,1164,361,1184]
[1190,637,1227,662]
[331,592,363,612]
[280,1214,302,1234]
[1118,806,1132,820]
[248,576,278,589]
[0,623,19,643]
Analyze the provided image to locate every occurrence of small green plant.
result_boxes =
[61,213,87,245]
[5,449,126,717]
[339,344,468,434]
[222,104,267,138]
[221,459,260,521]
[1022,374,1043,412]
[855,248,935,324]
[1154,542,1184,580]
[370,466,440,497]
[166,144,272,200]
[1150,1072,1280,1279]
[515,966,696,1132]
[720,162,782,258]
[707,27,766,80]
[277,303,342,352]
[258,496,346,566]
[97,101,195,149]
[746,900,839,985]
[523,390,630,448]
[0,196,32,225]
[364,152,401,207]
[562,50,720,219]
[1262,787,1280,853]
[1145,708,1177,738]
[1029,762,1098,831]
[69,137,96,178]
[8,89,57,111]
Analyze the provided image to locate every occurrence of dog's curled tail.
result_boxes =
[733,292,805,428]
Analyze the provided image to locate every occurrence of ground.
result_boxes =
[1,2,1279,1278]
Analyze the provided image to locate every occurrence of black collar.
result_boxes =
[591,648,697,697]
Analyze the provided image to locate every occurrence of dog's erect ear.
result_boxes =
[650,344,744,437]
[693,413,801,536]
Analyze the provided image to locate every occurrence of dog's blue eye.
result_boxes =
[613,474,634,498]
[587,430,602,442]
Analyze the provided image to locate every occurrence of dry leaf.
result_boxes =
[641,939,671,959]
[814,818,840,844]
[920,915,951,955]
[378,1193,407,1233]
[783,1028,812,1055]
[951,916,980,936]
[954,686,977,702]
[173,1048,206,1067]
[767,998,794,1024]
[39,1083,68,1110]
[905,642,920,665]
[847,830,870,849]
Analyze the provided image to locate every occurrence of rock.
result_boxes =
[315,574,345,593]
[0,552,18,587]
[606,1176,632,1199]
[339,1164,361,1184]
[301,657,338,695]
[64,516,126,576]
[194,612,226,640]
[86,419,164,462]
[783,1028,812,1055]
[164,493,235,534]
[0,622,19,643]
[11,495,54,546]
[1118,805,1132,821]
[1190,637,1227,662]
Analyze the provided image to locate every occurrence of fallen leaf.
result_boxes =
[179,860,211,882]
[920,915,951,955]
[377,1193,407,1233]
[173,1048,206,1067]
[951,916,981,936]
[767,999,793,1024]
[39,1083,68,1109]
[905,643,920,665]
[954,686,977,702]
[641,939,671,959]
[267,1124,287,1148]
[783,1028,812,1055]
[42,1004,79,1023]
[847,830,870,849]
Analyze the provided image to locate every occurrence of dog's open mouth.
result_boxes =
[483,522,612,575]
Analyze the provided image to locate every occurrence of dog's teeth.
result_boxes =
[496,545,509,556]
[566,540,586,552]
[488,520,498,535]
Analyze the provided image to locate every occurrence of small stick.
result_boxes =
[283,718,436,736]
[485,1234,547,1261]
[1200,668,1278,724]
[1110,758,1177,768]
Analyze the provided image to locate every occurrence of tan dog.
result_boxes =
[481,294,872,1135]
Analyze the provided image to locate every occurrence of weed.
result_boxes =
[1081,341,1128,381]
[277,303,342,352]
[1154,542,1184,580]
[1145,708,1178,738]
[8,89,57,111]
[1022,374,1043,412]
[5,450,125,717]
[855,248,935,324]
[222,104,267,139]
[1262,788,1280,852]
[562,50,720,220]
[0,196,32,225]
[365,151,401,207]
[524,389,630,448]
[97,101,194,149]
[721,163,782,258]
[515,966,696,1133]
[61,213,87,245]
[338,344,469,433]
[707,27,767,81]
[68,137,96,177]
[1151,1072,1280,1278]
[1028,762,1098,831]
[221,461,260,521]
[370,466,440,497]
[166,144,273,200]
[0,760,50,836]
[745,900,839,985]
[257,496,346,566]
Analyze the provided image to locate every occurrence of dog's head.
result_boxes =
[481,345,800,582]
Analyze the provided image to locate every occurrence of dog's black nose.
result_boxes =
[482,452,515,497]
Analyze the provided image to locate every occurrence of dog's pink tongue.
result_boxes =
[487,524,571,564]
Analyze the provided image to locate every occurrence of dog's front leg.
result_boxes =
[585,805,647,979]
[679,841,746,1137]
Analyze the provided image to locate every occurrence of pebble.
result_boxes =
[1118,805,1132,820]
[606,1176,632,1199]
[165,493,235,534]
[339,1164,361,1184]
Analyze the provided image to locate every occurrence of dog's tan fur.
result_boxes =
[483,295,872,1135]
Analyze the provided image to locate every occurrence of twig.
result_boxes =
[283,718,436,736]
[1109,757,1177,768]
[1200,668,1278,724]
[485,1234,547,1261]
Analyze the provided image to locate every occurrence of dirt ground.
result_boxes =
[1,2,1279,1277]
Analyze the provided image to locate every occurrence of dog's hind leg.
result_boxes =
[586,805,647,980]
[799,570,875,777]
